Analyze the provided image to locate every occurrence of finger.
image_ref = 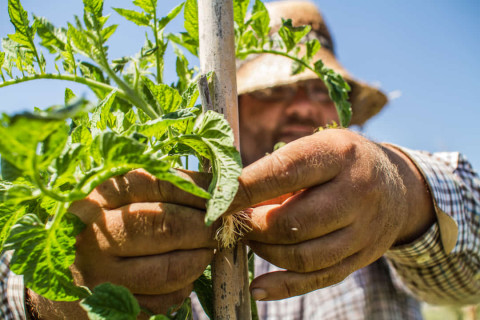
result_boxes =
[77,202,217,257]
[79,249,212,295]
[135,285,193,318]
[245,182,356,244]
[228,130,353,214]
[72,169,211,216]
[250,252,361,301]
[247,225,361,273]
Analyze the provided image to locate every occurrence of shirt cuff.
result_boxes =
[385,222,445,267]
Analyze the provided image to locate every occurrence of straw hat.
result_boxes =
[236,1,388,126]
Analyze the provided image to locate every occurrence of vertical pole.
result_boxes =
[198,1,252,319]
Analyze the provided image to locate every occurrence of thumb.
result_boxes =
[228,131,346,214]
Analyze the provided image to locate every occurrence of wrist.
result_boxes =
[381,144,436,246]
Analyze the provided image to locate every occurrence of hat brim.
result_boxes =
[236,47,388,126]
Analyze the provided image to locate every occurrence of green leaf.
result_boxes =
[251,0,270,38]
[35,16,67,53]
[80,283,140,320]
[167,33,198,57]
[67,23,91,57]
[4,212,89,301]
[0,115,65,174]
[193,267,213,319]
[91,90,117,134]
[64,88,77,105]
[0,178,39,206]
[133,0,157,14]
[101,24,118,43]
[83,0,103,17]
[233,0,250,27]
[0,51,5,68]
[1,158,23,181]
[172,111,242,225]
[158,3,184,30]
[142,77,182,114]
[8,0,35,52]
[184,0,199,44]
[305,38,320,61]
[128,108,197,138]
[38,123,70,169]
[113,8,150,26]
[278,19,311,53]
[71,125,93,148]
[0,204,27,249]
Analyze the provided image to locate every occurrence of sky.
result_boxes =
[1,0,479,170]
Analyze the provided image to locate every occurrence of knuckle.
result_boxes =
[269,152,302,189]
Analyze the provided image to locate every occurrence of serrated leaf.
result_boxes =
[133,0,157,14]
[67,23,91,57]
[143,77,182,114]
[83,0,103,17]
[71,125,93,147]
[113,8,150,26]
[8,0,36,52]
[251,0,270,39]
[35,16,67,53]
[91,90,117,134]
[4,212,89,301]
[184,0,198,44]
[233,0,250,27]
[38,123,70,169]
[101,24,118,43]
[171,111,242,225]
[278,19,311,53]
[158,3,184,30]
[80,283,140,320]
[0,51,5,68]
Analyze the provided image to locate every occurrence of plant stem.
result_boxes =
[153,9,163,84]
[239,49,322,78]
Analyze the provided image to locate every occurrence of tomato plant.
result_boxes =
[0,0,351,318]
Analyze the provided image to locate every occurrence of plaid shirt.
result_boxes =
[1,148,479,319]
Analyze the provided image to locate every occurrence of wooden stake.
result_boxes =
[198,1,252,319]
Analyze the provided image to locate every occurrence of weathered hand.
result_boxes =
[232,129,435,301]
[28,169,215,319]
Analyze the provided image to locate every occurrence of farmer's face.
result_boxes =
[239,80,339,166]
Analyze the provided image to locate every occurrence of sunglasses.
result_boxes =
[247,80,332,104]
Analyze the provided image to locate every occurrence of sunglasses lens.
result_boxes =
[250,85,296,102]
[305,81,331,103]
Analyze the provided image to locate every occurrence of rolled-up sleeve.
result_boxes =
[385,148,480,305]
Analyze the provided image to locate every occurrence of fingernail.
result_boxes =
[251,288,268,301]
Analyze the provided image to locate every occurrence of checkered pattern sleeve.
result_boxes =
[0,251,27,320]
[384,148,480,305]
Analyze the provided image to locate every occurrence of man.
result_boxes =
[2,1,479,319]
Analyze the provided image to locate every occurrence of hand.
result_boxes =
[231,129,435,301]
[28,169,215,319]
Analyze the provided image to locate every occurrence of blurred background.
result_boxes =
[0,0,479,318]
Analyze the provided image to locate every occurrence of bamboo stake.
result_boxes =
[198,1,252,319]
